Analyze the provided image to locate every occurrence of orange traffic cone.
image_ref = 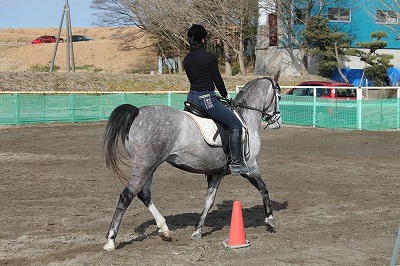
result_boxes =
[223,201,250,249]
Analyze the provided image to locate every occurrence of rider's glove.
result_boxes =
[224,93,232,102]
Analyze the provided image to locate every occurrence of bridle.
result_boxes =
[231,80,281,126]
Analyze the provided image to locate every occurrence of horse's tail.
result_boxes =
[103,104,139,180]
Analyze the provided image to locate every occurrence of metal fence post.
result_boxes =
[168,91,172,107]
[97,93,104,120]
[13,93,20,124]
[236,86,241,93]
[312,87,316,127]
[356,88,362,130]
[397,87,400,129]
[390,225,400,266]
[69,94,76,122]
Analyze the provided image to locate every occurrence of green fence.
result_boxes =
[281,95,400,130]
[1,92,399,130]
[0,92,187,125]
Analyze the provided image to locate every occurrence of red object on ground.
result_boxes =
[224,201,250,249]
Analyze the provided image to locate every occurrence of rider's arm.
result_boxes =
[210,54,228,98]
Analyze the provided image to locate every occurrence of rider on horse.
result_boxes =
[183,24,252,176]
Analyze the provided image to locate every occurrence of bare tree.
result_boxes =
[91,0,259,75]
[91,0,192,74]
[193,0,258,75]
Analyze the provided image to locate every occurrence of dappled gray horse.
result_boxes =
[103,77,282,251]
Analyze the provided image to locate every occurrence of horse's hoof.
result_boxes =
[265,215,275,229]
[190,231,202,240]
[103,239,116,251]
[159,230,172,242]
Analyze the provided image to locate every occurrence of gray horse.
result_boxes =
[103,77,282,251]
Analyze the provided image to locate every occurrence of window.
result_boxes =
[376,10,398,24]
[291,88,308,96]
[336,89,356,97]
[269,13,277,46]
[328,8,351,22]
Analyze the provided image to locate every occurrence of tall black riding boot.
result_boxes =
[229,128,253,175]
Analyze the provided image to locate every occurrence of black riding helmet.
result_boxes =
[187,24,207,46]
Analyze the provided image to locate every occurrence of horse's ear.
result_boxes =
[271,70,281,92]
[273,70,281,84]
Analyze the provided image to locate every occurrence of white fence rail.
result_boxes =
[279,86,400,100]
[236,85,400,100]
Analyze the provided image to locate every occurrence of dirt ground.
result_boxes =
[0,122,399,265]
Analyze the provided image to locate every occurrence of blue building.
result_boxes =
[255,0,400,76]
[325,1,400,49]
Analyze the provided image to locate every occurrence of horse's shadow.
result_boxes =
[117,199,288,249]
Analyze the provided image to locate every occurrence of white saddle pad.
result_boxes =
[184,111,223,146]
[183,111,247,147]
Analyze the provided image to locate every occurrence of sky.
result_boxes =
[0,0,98,28]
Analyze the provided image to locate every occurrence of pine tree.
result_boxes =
[347,31,393,86]
[304,15,352,78]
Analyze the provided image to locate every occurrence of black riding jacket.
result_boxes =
[183,43,228,98]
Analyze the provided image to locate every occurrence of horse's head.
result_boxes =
[262,80,282,129]
[235,77,282,130]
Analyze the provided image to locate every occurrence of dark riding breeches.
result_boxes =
[187,89,242,131]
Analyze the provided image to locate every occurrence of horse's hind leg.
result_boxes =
[137,176,171,241]
[191,174,223,240]
[243,169,275,229]
[104,176,145,251]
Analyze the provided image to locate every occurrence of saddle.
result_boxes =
[183,101,248,150]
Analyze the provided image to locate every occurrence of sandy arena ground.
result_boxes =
[0,122,399,265]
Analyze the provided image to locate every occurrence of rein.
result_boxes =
[231,80,281,126]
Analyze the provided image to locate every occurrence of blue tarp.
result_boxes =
[332,67,400,86]
[387,67,400,86]
[331,68,371,86]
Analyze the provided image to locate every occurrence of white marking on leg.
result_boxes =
[148,202,171,240]
[103,229,116,251]
[191,229,202,240]
[265,215,275,228]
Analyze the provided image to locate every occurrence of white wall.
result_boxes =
[255,47,318,76]
[345,49,400,69]
[256,47,400,76]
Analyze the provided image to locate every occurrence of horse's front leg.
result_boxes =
[137,175,171,241]
[191,174,223,240]
[104,176,144,251]
[243,168,275,229]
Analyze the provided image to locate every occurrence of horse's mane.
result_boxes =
[235,78,258,102]
[235,76,278,104]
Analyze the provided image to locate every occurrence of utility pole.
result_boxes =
[50,0,75,72]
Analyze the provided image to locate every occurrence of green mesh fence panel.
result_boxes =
[0,94,14,124]
[280,95,314,126]
[0,92,191,125]
[360,99,400,130]
[1,92,399,130]
[280,95,400,130]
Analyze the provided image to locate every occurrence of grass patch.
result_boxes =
[30,64,59,72]
[75,65,103,72]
